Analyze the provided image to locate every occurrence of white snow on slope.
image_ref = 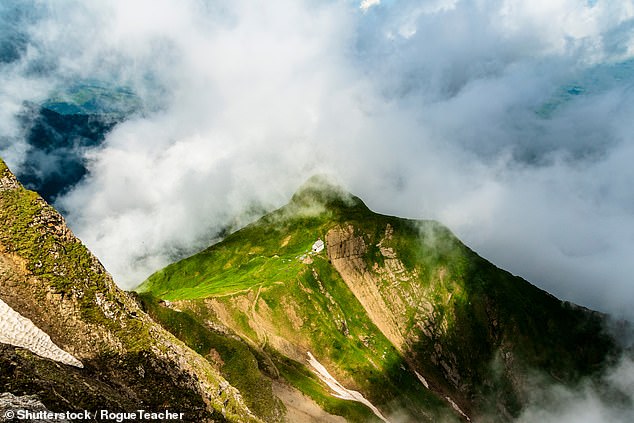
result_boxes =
[0,298,83,368]
[445,395,470,421]
[307,351,390,423]
[415,370,430,389]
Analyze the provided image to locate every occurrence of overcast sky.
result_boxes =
[1,0,634,323]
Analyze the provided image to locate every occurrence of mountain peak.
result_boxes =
[140,170,621,422]
[290,174,369,212]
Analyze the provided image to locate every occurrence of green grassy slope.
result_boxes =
[139,175,618,421]
[135,292,285,422]
[0,158,261,422]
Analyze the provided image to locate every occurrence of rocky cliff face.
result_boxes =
[0,158,260,422]
[0,393,69,423]
[326,225,407,351]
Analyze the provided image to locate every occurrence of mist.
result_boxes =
[1,0,633,328]
[515,356,634,423]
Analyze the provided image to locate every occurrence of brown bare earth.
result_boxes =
[326,225,406,351]
[272,381,346,423]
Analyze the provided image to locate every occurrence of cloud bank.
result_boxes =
[516,356,634,423]
[1,0,634,328]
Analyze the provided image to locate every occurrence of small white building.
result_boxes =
[312,239,325,253]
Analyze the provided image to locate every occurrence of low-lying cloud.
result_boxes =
[516,356,634,423]
[1,0,633,327]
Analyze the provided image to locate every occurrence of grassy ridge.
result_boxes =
[138,176,618,421]
[138,213,331,299]
[139,181,455,420]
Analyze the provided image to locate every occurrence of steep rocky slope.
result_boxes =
[139,176,620,422]
[0,158,263,422]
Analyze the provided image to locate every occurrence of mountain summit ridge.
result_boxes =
[139,176,620,422]
[290,175,365,207]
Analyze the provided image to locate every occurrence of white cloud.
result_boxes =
[516,357,634,423]
[360,0,381,12]
[1,0,634,325]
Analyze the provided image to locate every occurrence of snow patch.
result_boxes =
[0,298,83,368]
[415,370,430,389]
[445,395,470,421]
[307,351,390,423]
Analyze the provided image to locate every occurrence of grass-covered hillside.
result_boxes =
[0,157,260,423]
[138,175,619,422]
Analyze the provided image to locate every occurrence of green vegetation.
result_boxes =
[139,175,442,300]
[139,174,618,421]
[137,293,285,422]
[42,82,141,116]
[0,161,156,353]
[137,177,460,420]
[264,347,379,422]
[138,211,333,299]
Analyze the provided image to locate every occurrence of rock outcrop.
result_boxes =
[326,225,407,351]
[0,393,69,423]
